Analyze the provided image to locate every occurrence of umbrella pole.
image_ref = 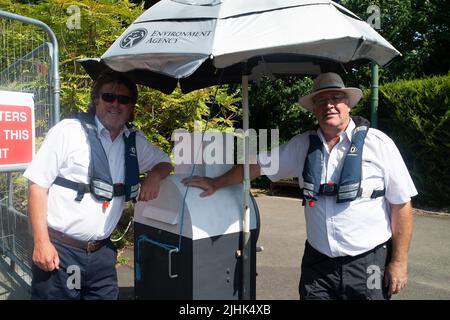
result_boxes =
[241,74,252,300]
[370,62,379,128]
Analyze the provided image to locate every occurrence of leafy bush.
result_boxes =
[133,86,241,155]
[353,73,450,208]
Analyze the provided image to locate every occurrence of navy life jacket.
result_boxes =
[302,116,385,205]
[53,112,140,206]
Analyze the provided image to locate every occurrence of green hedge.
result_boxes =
[353,73,450,209]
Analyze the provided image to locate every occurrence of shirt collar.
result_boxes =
[94,115,131,138]
[316,118,355,144]
[345,118,356,142]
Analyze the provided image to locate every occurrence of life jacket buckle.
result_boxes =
[75,183,89,202]
[319,182,337,196]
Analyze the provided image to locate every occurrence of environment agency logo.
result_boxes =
[120,29,147,49]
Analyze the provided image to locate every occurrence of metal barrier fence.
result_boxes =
[0,10,59,300]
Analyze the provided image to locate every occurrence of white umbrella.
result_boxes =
[80,0,400,93]
[79,0,400,299]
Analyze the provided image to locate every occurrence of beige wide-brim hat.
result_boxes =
[298,72,363,112]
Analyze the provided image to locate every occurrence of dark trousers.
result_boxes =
[31,238,119,300]
[299,239,391,300]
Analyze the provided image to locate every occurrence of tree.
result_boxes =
[248,77,315,144]
[0,0,241,150]
[337,0,450,82]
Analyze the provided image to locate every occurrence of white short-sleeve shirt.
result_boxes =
[258,119,417,257]
[24,117,171,241]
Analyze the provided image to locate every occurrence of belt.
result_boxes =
[48,228,110,253]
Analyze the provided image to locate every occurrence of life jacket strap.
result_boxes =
[319,183,386,199]
[54,176,127,202]
[301,184,385,206]
[370,189,386,199]
[318,182,385,199]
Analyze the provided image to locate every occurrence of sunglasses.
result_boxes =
[101,93,132,104]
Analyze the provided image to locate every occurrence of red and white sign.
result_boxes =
[0,90,35,171]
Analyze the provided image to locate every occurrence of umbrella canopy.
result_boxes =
[78,0,401,300]
[79,0,400,94]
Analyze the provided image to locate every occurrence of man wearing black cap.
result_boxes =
[182,72,417,300]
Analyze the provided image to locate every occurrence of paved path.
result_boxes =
[117,194,450,300]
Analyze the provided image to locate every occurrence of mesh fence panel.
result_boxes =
[1,14,54,299]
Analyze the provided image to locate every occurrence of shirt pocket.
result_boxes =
[361,159,385,191]
[62,150,90,179]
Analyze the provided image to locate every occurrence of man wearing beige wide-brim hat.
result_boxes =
[183,72,417,300]
[298,72,362,112]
